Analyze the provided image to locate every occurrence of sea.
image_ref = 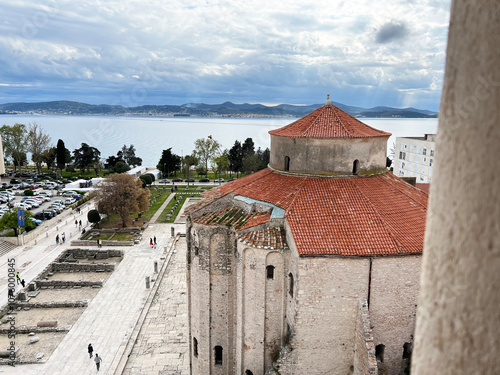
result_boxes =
[0,115,438,167]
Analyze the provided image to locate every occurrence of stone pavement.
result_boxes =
[0,196,194,375]
[122,236,189,375]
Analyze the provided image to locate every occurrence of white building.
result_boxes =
[395,135,436,183]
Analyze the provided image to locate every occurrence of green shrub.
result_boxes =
[24,189,34,196]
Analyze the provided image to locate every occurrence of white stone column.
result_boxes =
[412,1,500,374]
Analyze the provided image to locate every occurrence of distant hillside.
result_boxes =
[0,100,437,118]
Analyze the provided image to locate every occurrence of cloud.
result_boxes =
[0,0,452,110]
[375,21,409,43]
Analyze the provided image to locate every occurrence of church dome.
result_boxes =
[268,95,391,176]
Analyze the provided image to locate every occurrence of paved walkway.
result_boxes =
[0,196,192,375]
[122,236,189,375]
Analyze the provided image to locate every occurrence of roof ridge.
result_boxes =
[350,176,404,253]
[332,106,353,138]
[382,173,429,210]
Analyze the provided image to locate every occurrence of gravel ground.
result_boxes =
[0,331,67,363]
[46,272,111,283]
[6,307,85,328]
[30,287,100,303]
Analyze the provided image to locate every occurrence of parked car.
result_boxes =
[73,194,83,200]
[35,211,54,220]
[172,178,183,182]
[64,198,76,205]
[24,199,40,208]
[30,217,43,226]
[186,178,195,182]
[53,199,66,206]
[47,205,63,213]
[10,178,21,184]
[199,178,210,182]
[214,178,225,182]
[62,191,77,197]
[13,202,32,210]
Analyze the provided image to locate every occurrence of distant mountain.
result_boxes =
[0,100,437,118]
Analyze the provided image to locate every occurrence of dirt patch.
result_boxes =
[10,307,86,328]
[30,287,100,303]
[0,331,66,363]
[46,272,111,283]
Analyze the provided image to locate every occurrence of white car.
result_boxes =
[24,199,40,208]
[39,191,53,197]
[64,198,76,205]
[13,202,32,210]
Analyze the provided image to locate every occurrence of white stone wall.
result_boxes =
[269,136,388,175]
[370,255,421,375]
[286,256,371,374]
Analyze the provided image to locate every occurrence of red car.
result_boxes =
[172,178,183,182]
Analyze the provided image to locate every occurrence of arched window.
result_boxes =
[214,346,223,365]
[245,371,254,375]
[284,156,290,171]
[266,265,275,279]
[193,337,198,357]
[289,273,294,297]
[375,344,385,363]
[353,159,359,175]
[194,245,199,256]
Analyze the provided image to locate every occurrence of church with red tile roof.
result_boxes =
[186,96,427,375]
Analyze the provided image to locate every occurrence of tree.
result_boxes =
[120,144,142,167]
[42,147,57,171]
[113,161,130,173]
[228,141,243,176]
[242,137,255,157]
[56,139,67,176]
[26,122,52,174]
[182,154,198,179]
[242,154,261,174]
[212,153,230,179]
[193,137,221,177]
[157,148,181,177]
[256,147,270,170]
[0,123,27,171]
[87,209,101,228]
[93,174,150,227]
[0,209,35,236]
[73,143,101,173]
[106,155,123,169]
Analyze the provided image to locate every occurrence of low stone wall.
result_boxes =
[9,300,89,309]
[70,240,134,246]
[51,263,114,273]
[36,280,103,288]
[0,326,70,334]
[353,300,378,375]
[62,248,123,259]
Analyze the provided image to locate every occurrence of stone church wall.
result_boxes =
[369,255,421,375]
[353,300,378,375]
[284,256,370,374]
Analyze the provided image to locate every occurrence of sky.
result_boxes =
[0,0,451,111]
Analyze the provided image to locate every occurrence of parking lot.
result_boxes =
[0,177,86,227]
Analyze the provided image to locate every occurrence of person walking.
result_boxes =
[154,236,157,246]
[20,279,25,288]
[75,219,78,227]
[88,343,93,359]
[150,238,153,248]
[79,220,82,228]
[62,232,66,243]
[8,288,14,299]
[16,272,21,284]
[94,353,102,371]
[56,234,60,245]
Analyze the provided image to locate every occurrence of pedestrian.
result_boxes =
[16,272,21,284]
[20,279,25,288]
[99,239,102,248]
[150,238,153,248]
[154,236,157,247]
[96,239,99,248]
[94,353,102,371]
[79,220,82,228]
[88,343,93,359]
[56,234,60,245]
[75,219,78,227]
[62,232,66,243]
[8,288,14,299]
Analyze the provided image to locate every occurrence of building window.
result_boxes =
[430,159,433,166]
[352,159,359,175]
[284,156,290,171]
[402,152,406,160]
[423,147,427,155]
[193,338,198,357]
[399,151,403,159]
[404,144,407,149]
[289,273,294,297]
[402,342,412,359]
[214,346,223,365]
[266,265,275,279]
[430,149,434,156]
[194,245,199,256]
[375,344,385,363]
[245,371,254,375]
